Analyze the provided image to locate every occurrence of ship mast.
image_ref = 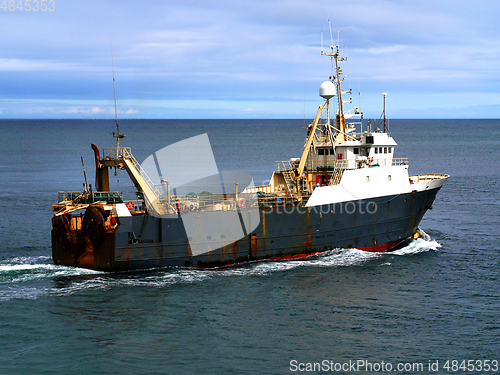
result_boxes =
[382,93,387,133]
[322,44,346,142]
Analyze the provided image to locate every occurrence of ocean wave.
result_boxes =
[0,257,100,281]
[0,256,102,300]
[215,232,440,275]
[390,230,441,256]
[0,233,441,300]
[214,248,382,277]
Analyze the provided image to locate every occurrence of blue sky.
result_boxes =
[1,0,499,119]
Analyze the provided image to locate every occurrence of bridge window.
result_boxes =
[353,148,359,155]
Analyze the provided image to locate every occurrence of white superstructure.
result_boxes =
[245,43,449,206]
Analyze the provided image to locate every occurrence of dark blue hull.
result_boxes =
[51,186,441,271]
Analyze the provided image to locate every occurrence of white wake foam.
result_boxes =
[0,256,102,300]
[202,248,382,278]
[0,232,441,300]
[390,230,441,256]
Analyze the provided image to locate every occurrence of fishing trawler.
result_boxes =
[51,44,449,271]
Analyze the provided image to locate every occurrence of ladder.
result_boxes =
[328,160,347,185]
[120,148,165,201]
[279,161,299,197]
[119,149,172,215]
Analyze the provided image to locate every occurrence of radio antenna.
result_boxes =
[325,17,335,76]
[358,79,361,109]
[328,19,334,48]
[110,37,125,150]
[111,39,118,127]
[325,2,334,48]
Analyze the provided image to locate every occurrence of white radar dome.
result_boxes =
[319,81,336,99]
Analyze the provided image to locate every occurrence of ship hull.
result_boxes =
[52,186,441,271]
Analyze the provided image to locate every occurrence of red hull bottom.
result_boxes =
[193,238,411,269]
[356,241,403,253]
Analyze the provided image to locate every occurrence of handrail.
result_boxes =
[166,192,259,213]
[122,148,165,201]
[409,173,449,183]
[391,158,408,166]
[102,146,132,160]
[102,146,165,202]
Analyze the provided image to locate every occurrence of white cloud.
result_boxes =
[0,58,92,72]
[0,0,499,118]
[60,108,80,114]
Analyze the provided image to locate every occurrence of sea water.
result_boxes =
[0,119,499,374]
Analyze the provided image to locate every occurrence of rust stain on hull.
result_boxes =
[230,243,237,260]
[251,234,258,258]
[304,232,312,250]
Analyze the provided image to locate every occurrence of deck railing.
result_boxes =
[57,191,124,204]
[102,146,132,160]
[125,192,306,213]
[409,173,448,184]
[391,158,408,166]
[161,192,259,213]
[277,157,407,173]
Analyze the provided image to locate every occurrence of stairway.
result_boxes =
[279,161,300,198]
[119,149,168,215]
[328,160,347,185]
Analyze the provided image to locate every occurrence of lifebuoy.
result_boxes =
[126,201,135,210]
[367,157,373,166]
[238,198,246,208]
